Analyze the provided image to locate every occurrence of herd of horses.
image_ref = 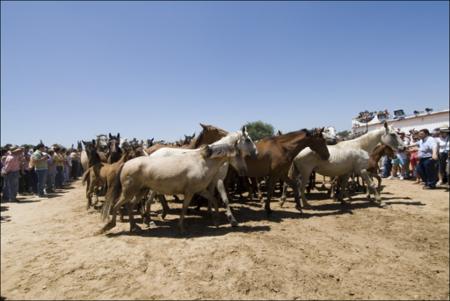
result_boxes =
[77,122,405,235]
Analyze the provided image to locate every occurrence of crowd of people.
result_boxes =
[355,109,390,123]
[381,124,449,189]
[1,143,83,202]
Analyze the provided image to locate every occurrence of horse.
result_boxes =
[98,127,257,234]
[242,128,330,215]
[107,133,122,164]
[147,125,256,227]
[286,122,405,207]
[367,144,396,189]
[145,123,227,155]
[82,145,144,210]
[327,144,397,201]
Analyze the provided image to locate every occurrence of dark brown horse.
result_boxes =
[244,128,330,214]
[107,133,122,164]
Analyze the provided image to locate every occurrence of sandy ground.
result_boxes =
[1,178,449,300]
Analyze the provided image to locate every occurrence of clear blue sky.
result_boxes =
[1,1,449,147]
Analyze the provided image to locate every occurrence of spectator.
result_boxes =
[18,147,33,194]
[64,149,72,185]
[70,149,81,180]
[382,155,392,178]
[31,143,49,197]
[416,129,439,189]
[46,149,56,193]
[1,145,23,202]
[53,147,65,189]
[436,124,449,185]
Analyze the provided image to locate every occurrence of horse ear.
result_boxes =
[92,139,96,145]
[117,133,120,139]
[320,127,325,134]
[241,126,247,134]
[109,133,112,139]
[200,123,208,129]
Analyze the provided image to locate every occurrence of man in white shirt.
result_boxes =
[435,125,449,185]
[417,129,439,189]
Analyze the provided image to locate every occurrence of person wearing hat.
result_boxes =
[1,145,23,202]
[436,124,449,185]
[31,143,49,197]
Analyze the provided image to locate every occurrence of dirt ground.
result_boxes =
[1,178,449,300]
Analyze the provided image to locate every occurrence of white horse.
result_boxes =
[99,127,257,234]
[146,126,256,226]
[285,122,405,207]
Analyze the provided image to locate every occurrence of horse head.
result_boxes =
[307,128,330,160]
[229,126,258,176]
[381,122,405,151]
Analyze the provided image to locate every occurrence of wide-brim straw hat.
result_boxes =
[10,145,23,153]
[439,124,449,132]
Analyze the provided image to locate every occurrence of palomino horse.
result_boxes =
[243,128,330,214]
[148,125,256,227]
[99,128,257,234]
[287,122,405,207]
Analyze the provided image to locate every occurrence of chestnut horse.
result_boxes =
[243,128,330,214]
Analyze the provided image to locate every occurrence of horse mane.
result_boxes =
[191,124,228,148]
[264,129,309,142]
[201,144,235,159]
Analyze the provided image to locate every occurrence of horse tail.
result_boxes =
[81,168,90,185]
[288,162,299,180]
[101,163,124,221]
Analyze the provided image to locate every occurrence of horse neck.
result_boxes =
[89,151,102,166]
[191,129,228,148]
[370,145,385,163]
[275,132,309,160]
[346,128,384,152]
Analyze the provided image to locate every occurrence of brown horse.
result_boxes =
[367,144,396,189]
[146,123,228,155]
[82,145,145,210]
[244,128,330,214]
[107,133,122,164]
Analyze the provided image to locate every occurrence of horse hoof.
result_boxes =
[228,216,238,227]
[295,205,303,213]
[130,224,142,233]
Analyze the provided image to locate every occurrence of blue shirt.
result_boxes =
[418,136,437,159]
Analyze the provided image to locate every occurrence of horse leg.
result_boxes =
[285,177,302,213]
[157,194,170,220]
[199,189,220,228]
[128,189,148,232]
[375,174,382,191]
[299,168,313,209]
[143,190,156,225]
[264,177,276,215]
[86,184,92,210]
[279,182,288,207]
[97,193,128,234]
[216,178,238,227]
[360,169,382,205]
[337,175,351,206]
[179,193,194,234]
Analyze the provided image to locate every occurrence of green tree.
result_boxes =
[244,121,275,141]
[337,130,351,139]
